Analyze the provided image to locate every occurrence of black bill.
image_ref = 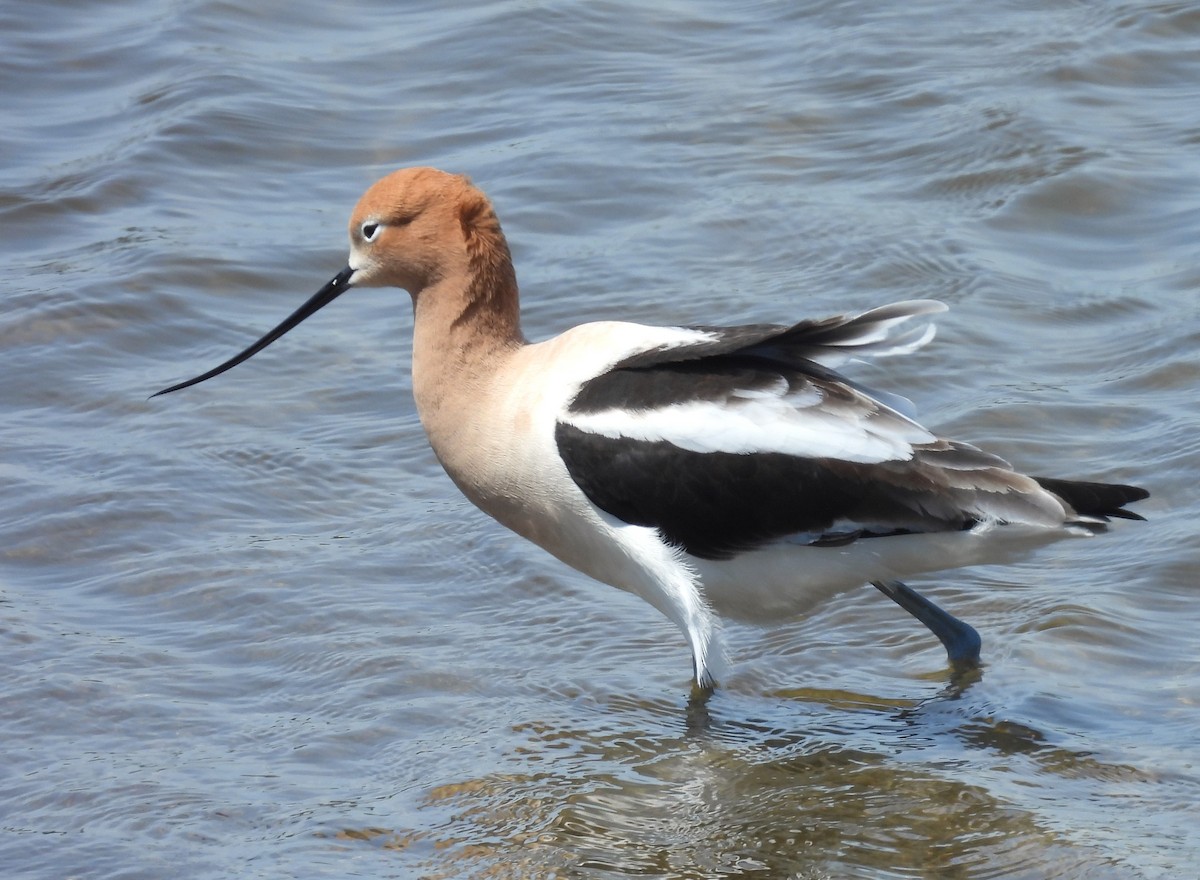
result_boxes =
[153,265,356,397]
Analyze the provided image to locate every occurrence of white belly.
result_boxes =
[692,524,1080,624]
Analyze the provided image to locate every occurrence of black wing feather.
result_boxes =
[556,422,976,559]
[556,308,1148,559]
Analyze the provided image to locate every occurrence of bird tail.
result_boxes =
[1033,476,1149,523]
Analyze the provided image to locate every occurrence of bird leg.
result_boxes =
[872,580,982,666]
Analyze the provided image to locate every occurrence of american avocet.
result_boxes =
[156,167,1148,691]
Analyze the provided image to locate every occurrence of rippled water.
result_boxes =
[3,1,1198,877]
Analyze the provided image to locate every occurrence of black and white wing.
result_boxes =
[555,300,1145,560]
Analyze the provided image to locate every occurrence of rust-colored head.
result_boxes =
[153,167,515,397]
[346,167,486,292]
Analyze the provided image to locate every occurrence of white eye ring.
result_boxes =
[361,221,382,242]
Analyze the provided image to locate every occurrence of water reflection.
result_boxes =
[327,680,1151,878]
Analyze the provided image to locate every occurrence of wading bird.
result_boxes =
[156,168,1147,691]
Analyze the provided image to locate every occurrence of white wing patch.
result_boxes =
[564,378,935,463]
[800,300,947,368]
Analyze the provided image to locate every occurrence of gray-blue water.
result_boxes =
[3,2,1198,877]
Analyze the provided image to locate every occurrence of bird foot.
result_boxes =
[872,579,982,666]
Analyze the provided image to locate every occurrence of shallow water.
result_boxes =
[2,1,1198,877]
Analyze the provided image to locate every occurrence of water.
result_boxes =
[2,1,1197,877]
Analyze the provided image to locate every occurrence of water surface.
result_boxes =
[2,1,1198,877]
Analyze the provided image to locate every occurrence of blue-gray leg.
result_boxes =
[872,580,982,666]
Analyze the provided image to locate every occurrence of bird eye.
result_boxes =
[361,221,381,242]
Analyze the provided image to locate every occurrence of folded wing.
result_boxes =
[556,301,1146,560]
